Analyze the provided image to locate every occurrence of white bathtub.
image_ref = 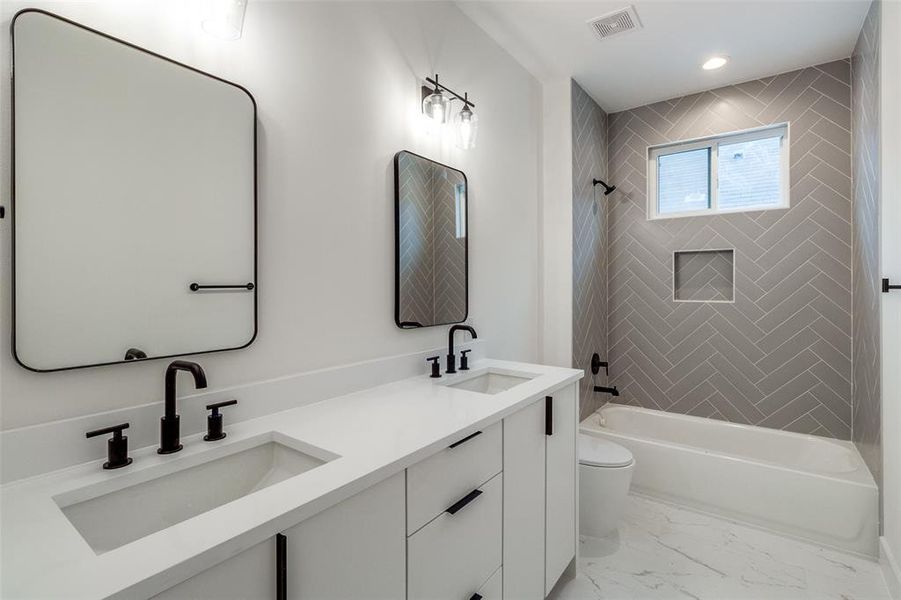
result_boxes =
[581,403,879,556]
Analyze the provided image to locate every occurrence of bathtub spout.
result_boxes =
[594,385,619,397]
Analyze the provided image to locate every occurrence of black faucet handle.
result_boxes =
[426,356,441,378]
[205,400,237,442]
[206,399,238,413]
[86,422,129,439]
[460,349,472,371]
[86,423,132,470]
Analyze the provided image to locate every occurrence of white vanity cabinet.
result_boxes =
[153,383,578,600]
[503,383,578,598]
[153,472,405,600]
[282,471,406,599]
[152,538,275,600]
[407,383,578,600]
[544,384,578,594]
[502,399,546,600]
[407,422,504,600]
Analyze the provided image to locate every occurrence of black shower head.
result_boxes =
[592,179,616,195]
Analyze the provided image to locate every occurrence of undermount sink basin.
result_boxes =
[56,435,335,554]
[447,368,537,395]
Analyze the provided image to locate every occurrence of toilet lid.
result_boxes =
[579,434,633,467]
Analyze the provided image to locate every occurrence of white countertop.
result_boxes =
[0,359,582,599]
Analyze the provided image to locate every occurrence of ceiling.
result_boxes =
[457,1,871,112]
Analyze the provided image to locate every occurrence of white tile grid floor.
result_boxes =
[549,494,893,600]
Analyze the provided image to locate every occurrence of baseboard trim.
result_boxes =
[881,537,901,599]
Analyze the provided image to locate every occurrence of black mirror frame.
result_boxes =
[393,150,469,330]
[10,9,258,372]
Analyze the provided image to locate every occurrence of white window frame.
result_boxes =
[647,123,790,220]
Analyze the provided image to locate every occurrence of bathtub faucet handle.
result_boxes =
[591,353,609,377]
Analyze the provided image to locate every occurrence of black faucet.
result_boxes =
[159,360,208,454]
[446,325,478,374]
[594,385,619,397]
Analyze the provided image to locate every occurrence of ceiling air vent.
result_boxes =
[587,6,642,40]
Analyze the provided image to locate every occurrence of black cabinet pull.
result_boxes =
[448,430,482,449]
[189,282,254,292]
[883,278,901,293]
[545,396,553,436]
[470,595,483,600]
[276,533,287,600]
[446,489,483,515]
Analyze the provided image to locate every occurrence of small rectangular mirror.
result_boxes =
[394,151,468,329]
[12,10,256,371]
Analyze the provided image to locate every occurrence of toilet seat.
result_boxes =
[579,434,633,468]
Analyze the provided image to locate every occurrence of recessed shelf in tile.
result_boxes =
[673,249,735,302]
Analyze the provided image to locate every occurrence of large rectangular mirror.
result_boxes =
[12,10,257,371]
[394,151,468,329]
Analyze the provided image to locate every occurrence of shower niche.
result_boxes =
[673,249,735,303]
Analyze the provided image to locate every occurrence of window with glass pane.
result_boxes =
[454,183,466,239]
[718,135,782,210]
[657,148,711,214]
[648,124,788,219]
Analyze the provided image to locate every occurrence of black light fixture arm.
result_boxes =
[425,74,475,108]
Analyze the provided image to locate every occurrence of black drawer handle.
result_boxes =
[883,278,901,293]
[470,595,483,600]
[276,533,287,600]
[448,430,482,449]
[545,395,553,436]
[446,489,483,515]
[190,282,254,292]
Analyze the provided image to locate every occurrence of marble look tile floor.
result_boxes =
[550,495,892,600]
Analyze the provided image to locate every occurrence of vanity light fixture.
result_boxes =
[702,56,729,70]
[454,93,479,150]
[421,74,478,148]
[201,0,248,41]
[422,75,451,124]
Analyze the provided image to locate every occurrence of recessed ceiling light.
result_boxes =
[702,56,729,70]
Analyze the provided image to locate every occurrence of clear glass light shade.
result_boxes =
[455,106,478,150]
[422,90,450,124]
[202,0,248,41]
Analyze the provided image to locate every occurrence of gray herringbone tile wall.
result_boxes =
[398,152,436,326]
[674,250,735,302]
[571,81,610,420]
[852,0,882,491]
[605,60,854,438]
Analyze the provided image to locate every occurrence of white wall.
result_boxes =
[880,0,901,592]
[538,80,573,367]
[0,1,541,429]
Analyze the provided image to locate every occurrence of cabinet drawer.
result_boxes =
[408,473,502,600]
[473,566,502,600]
[407,421,502,534]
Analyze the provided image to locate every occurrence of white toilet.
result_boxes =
[579,433,634,537]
